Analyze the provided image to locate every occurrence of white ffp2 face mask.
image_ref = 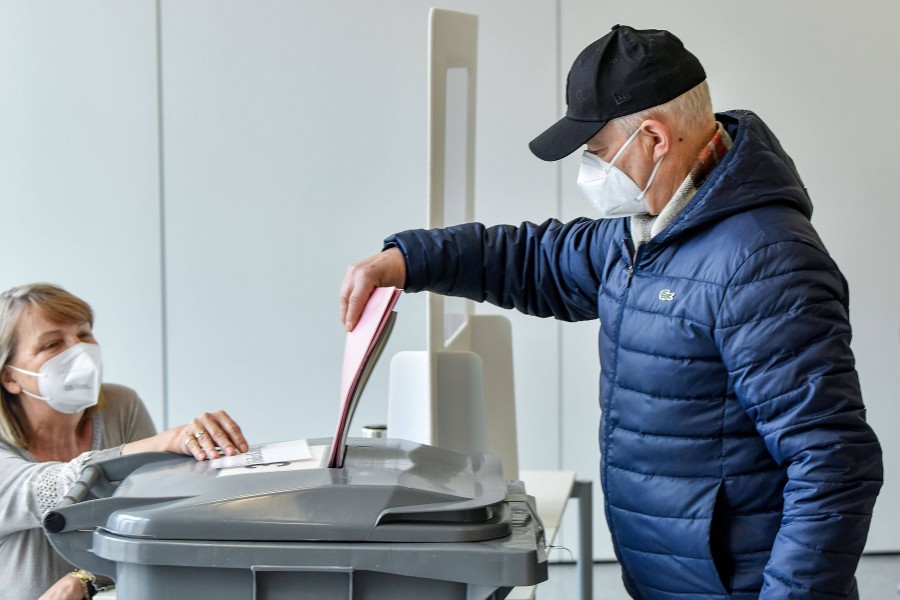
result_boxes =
[7,342,103,414]
[577,127,664,218]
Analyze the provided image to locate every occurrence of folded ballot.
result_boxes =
[327,286,402,468]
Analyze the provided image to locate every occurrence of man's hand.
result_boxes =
[340,247,407,331]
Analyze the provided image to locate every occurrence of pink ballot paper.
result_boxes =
[327,286,402,468]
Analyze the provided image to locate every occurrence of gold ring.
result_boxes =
[184,437,193,447]
[195,430,208,439]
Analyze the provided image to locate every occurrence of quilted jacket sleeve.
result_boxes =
[385,218,608,322]
[716,237,883,599]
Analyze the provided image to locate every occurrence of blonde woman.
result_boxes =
[0,283,249,600]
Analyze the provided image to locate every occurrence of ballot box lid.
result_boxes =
[98,438,512,544]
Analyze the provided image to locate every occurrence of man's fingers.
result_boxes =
[339,294,348,325]
[339,267,357,326]
[340,262,377,332]
[344,289,375,332]
[339,248,407,331]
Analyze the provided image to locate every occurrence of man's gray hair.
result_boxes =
[612,80,713,134]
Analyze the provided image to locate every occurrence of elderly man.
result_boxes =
[340,25,882,599]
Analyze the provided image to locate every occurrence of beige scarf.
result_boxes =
[631,122,733,250]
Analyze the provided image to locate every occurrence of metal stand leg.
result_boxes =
[573,480,593,600]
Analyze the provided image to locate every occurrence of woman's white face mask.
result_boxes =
[7,342,103,414]
[577,127,664,218]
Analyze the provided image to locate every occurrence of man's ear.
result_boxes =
[639,119,670,162]
[1,366,22,396]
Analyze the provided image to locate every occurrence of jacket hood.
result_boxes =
[653,110,812,243]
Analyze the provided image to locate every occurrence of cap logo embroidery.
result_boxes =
[658,289,675,301]
[613,92,632,105]
[575,89,590,103]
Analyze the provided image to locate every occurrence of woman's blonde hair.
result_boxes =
[0,283,105,448]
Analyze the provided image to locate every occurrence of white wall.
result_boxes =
[0,0,557,450]
[1,0,896,564]
[0,2,166,424]
[155,0,560,459]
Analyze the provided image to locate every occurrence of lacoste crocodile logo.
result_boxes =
[658,289,676,301]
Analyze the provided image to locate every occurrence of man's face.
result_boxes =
[585,125,654,185]
[584,122,670,215]
[584,124,626,162]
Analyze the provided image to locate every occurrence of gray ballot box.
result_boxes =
[43,437,548,599]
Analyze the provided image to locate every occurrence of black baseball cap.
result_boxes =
[529,25,706,161]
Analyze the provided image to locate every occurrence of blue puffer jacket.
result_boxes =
[387,110,882,599]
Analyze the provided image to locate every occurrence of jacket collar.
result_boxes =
[633,110,813,249]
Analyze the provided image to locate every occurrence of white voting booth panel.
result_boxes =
[387,10,591,600]
[387,8,518,479]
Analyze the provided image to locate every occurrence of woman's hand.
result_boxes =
[38,573,85,600]
[123,410,249,460]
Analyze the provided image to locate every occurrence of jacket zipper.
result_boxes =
[626,246,640,285]
[603,238,638,551]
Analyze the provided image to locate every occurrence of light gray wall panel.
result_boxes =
[160,1,427,445]
[0,2,165,426]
